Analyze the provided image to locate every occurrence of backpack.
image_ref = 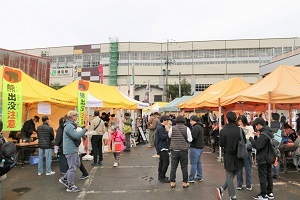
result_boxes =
[271,124,283,144]
[0,136,18,176]
[261,132,280,164]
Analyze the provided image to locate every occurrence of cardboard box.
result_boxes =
[29,156,39,165]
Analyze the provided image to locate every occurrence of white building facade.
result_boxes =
[17,37,300,96]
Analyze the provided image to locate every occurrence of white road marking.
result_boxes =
[76,166,98,200]
[76,182,294,195]
[95,163,216,169]
[86,188,183,194]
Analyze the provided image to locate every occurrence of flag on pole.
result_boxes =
[2,66,23,131]
[77,80,89,127]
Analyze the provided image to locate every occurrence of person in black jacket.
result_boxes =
[216,111,244,200]
[55,116,68,174]
[155,115,170,183]
[20,116,40,141]
[188,115,204,183]
[250,117,274,200]
[37,116,55,176]
[210,121,219,153]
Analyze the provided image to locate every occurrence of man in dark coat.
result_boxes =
[20,116,40,141]
[155,115,170,183]
[249,118,274,200]
[37,116,55,176]
[216,111,244,200]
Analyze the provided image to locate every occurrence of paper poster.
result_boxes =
[38,102,51,114]
[2,66,23,131]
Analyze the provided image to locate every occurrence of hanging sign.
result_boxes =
[2,66,23,131]
[77,80,89,127]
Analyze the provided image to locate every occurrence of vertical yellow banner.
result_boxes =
[2,66,23,131]
[77,80,89,127]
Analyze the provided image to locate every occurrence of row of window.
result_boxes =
[50,46,299,64]
[195,84,211,92]
[53,59,270,68]
[116,59,270,66]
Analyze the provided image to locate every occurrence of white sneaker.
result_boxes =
[38,172,43,176]
[246,185,253,191]
[46,171,56,176]
[236,186,243,190]
[113,162,118,167]
[266,193,274,199]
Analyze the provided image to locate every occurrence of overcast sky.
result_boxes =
[1,0,299,50]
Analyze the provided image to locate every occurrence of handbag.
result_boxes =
[112,141,123,152]
[246,139,252,151]
[237,128,248,159]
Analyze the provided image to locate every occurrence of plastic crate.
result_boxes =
[29,156,39,165]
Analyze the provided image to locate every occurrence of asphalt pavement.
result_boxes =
[1,144,300,200]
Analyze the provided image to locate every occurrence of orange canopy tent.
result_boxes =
[178,77,250,110]
[220,66,300,110]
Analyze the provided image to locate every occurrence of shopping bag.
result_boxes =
[112,141,123,152]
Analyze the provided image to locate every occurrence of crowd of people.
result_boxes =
[4,109,300,198]
[147,111,300,200]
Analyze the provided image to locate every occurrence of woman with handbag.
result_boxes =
[110,126,125,167]
[236,115,254,191]
[89,111,106,166]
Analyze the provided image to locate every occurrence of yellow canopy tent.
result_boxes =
[0,66,77,132]
[220,66,300,110]
[59,80,143,109]
[179,77,250,110]
[142,102,168,112]
[0,66,76,106]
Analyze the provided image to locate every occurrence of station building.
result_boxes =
[16,37,300,102]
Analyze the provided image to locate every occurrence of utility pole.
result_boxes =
[178,72,181,98]
[165,39,169,102]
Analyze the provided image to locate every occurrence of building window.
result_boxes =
[119,52,129,60]
[66,55,74,63]
[58,56,65,63]
[134,95,140,101]
[195,84,211,92]
[154,95,162,102]
[50,56,58,63]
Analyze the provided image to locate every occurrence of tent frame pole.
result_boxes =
[217,102,223,162]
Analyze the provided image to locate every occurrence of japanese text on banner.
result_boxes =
[2,66,23,131]
[77,80,89,127]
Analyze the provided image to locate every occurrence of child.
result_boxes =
[110,126,125,167]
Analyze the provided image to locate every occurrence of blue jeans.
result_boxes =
[273,163,280,176]
[188,147,203,181]
[237,153,252,187]
[38,148,52,174]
